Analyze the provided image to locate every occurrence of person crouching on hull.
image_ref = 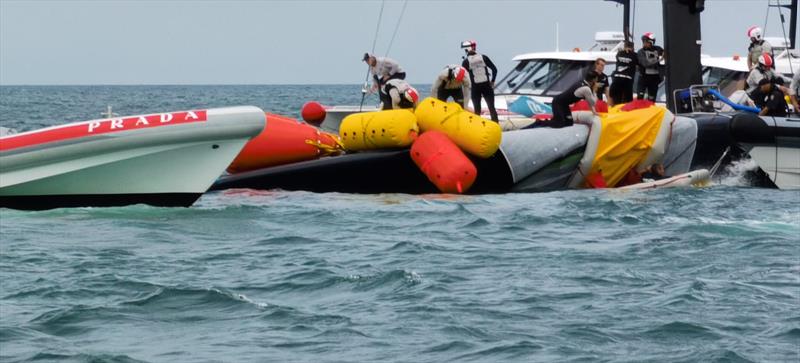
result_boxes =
[461,40,499,121]
[534,71,599,129]
[383,79,419,110]
[363,53,407,110]
[431,65,471,109]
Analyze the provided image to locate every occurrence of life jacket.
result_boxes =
[384,79,417,108]
[467,53,490,84]
[638,46,663,76]
[613,50,637,79]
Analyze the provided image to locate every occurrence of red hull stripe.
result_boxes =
[0,110,208,152]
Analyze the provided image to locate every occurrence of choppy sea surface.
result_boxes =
[1,86,799,362]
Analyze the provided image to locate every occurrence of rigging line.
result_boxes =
[361,0,386,111]
[631,0,636,39]
[763,0,771,36]
[384,0,409,57]
[371,0,386,54]
[777,3,795,74]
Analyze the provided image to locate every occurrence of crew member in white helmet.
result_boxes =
[746,26,773,71]
[460,40,499,121]
[383,78,419,110]
[363,53,407,109]
[431,65,471,109]
[746,53,779,95]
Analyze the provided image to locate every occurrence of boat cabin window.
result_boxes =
[702,67,748,97]
[495,59,592,96]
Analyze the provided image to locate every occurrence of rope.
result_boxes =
[384,0,408,57]
[360,1,386,111]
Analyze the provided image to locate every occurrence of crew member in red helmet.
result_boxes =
[383,78,419,110]
[461,40,499,121]
[431,65,471,109]
[636,32,664,102]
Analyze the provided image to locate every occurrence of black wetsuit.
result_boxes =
[636,45,664,101]
[595,71,609,101]
[610,49,638,103]
[535,81,594,128]
[375,72,407,110]
[753,88,789,117]
[462,52,499,121]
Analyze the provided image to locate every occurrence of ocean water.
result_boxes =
[1,86,799,363]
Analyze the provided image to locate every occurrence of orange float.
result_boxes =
[410,131,477,194]
[227,113,341,174]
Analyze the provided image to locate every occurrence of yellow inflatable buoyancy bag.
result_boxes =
[339,109,419,151]
[414,97,502,158]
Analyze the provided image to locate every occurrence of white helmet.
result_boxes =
[460,40,476,52]
[748,26,763,42]
[404,86,419,104]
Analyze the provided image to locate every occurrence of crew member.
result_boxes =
[790,72,800,114]
[431,65,471,109]
[746,53,778,95]
[383,78,419,110]
[363,53,407,109]
[590,58,609,102]
[636,32,664,102]
[461,40,499,121]
[609,41,638,105]
[746,26,773,71]
[753,78,788,117]
[534,71,599,129]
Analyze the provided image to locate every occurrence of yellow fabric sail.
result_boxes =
[339,109,419,151]
[588,106,667,187]
[414,98,502,158]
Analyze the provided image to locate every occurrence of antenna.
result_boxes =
[556,22,560,52]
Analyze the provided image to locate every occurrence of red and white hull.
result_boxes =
[0,106,265,210]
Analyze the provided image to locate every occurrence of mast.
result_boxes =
[662,0,705,111]
[605,0,631,40]
[790,0,797,49]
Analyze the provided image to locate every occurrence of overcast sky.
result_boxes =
[0,0,796,85]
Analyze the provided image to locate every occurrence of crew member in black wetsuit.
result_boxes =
[534,71,599,129]
[753,78,789,117]
[636,32,664,102]
[591,58,609,102]
[461,40,499,121]
[609,41,638,105]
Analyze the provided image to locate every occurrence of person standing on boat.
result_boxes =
[431,65,472,109]
[753,78,788,117]
[383,78,419,110]
[746,26,773,71]
[610,41,638,105]
[363,53,407,110]
[461,40,499,121]
[534,71,599,129]
[636,32,664,102]
[590,58,610,102]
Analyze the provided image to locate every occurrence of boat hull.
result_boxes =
[0,106,265,209]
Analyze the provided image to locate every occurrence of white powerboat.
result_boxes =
[0,106,265,210]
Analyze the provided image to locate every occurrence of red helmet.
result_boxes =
[642,32,656,43]
[758,53,774,68]
[404,86,419,104]
[460,40,476,51]
[452,66,467,82]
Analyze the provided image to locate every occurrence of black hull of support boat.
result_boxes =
[0,193,201,211]
[689,112,798,188]
[211,149,515,194]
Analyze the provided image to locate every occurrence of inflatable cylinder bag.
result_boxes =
[227,113,339,173]
[410,131,477,194]
[414,98,502,158]
[339,109,419,151]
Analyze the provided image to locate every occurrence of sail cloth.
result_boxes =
[587,106,668,187]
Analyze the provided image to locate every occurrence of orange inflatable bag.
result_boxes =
[410,131,477,194]
[227,113,341,173]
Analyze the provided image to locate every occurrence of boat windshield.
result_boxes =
[495,59,592,96]
[702,67,748,97]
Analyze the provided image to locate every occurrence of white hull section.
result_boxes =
[619,169,710,190]
[748,146,800,190]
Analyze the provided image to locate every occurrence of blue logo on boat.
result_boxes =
[508,96,552,117]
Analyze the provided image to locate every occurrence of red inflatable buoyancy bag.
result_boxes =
[227,113,338,173]
[570,99,609,113]
[620,99,655,112]
[410,131,477,194]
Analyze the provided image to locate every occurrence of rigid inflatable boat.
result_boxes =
[0,106,265,210]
